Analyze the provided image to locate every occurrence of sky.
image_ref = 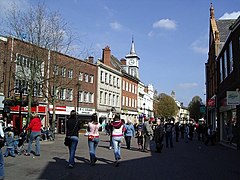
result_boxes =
[0,0,240,106]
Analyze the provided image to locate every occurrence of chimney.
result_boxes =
[88,56,94,63]
[102,46,111,66]
[120,58,126,65]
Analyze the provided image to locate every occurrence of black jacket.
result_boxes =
[66,117,81,137]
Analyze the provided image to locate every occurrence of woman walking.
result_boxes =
[124,119,135,149]
[111,113,124,167]
[24,113,42,156]
[0,120,5,180]
[66,110,81,168]
[87,113,100,166]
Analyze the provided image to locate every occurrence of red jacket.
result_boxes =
[26,117,42,132]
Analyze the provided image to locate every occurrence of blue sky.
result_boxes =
[1,0,240,106]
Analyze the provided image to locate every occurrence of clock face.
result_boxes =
[129,59,135,65]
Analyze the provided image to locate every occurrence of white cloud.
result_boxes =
[153,19,177,30]
[110,21,123,31]
[191,36,208,54]
[219,11,240,20]
[179,83,198,89]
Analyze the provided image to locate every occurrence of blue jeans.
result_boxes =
[165,132,173,147]
[4,147,15,157]
[0,149,4,178]
[112,136,123,160]
[27,131,41,155]
[88,138,99,162]
[68,136,78,166]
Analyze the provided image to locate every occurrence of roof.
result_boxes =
[216,19,236,42]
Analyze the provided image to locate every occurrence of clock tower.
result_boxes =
[125,37,140,78]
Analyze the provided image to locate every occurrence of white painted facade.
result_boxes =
[96,61,122,122]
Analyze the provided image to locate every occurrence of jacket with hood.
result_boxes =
[111,120,124,137]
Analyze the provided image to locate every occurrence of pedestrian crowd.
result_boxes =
[64,111,216,169]
[0,110,216,179]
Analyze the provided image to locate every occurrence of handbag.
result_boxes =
[88,135,94,141]
[0,136,5,148]
[64,136,71,146]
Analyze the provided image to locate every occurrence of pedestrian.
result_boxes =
[136,123,144,151]
[205,125,214,146]
[0,120,5,180]
[4,131,15,157]
[66,110,81,168]
[142,117,153,152]
[154,119,165,153]
[164,118,174,148]
[87,113,100,166]
[111,113,125,167]
[180,124,185,139]
[24,113,42,156]
[124,119,135,149]
[174,122,180,142]
[185,124,189,143]
[108,121,113,150]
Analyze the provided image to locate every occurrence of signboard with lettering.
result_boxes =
[227,91,240,105]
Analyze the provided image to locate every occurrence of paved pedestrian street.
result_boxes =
[3,133,240,180]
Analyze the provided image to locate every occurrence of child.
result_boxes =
[136,123,144,151]
[4,131,15,157]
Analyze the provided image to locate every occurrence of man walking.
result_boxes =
[142,117,153,152]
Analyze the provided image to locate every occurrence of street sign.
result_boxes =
[227,91,240,105]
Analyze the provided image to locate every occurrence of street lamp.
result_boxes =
[76,82,80,115]
[143,103,146,117]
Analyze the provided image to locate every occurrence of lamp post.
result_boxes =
[76,82,80,115]
[143,103,146,117]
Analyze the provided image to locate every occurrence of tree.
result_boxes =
[4,2,76,131]
[154,93,178,119]
[188,96,204,121]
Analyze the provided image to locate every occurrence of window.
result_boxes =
[109,74,112,85]
[105,73,108,84]
[66,89,73,101]
[126,97,128,107]
[68,69,73,79]
[108,94,111,106]
[219,57,223,82]
[89,75,94,83]
[100,91,103,104]
[61,67,66,77]
[122,96,125,106]
[104,92,107,104]
[113,76,116,87]
[117,78,120,88]
[129,98,131,107]
[33,81,43,97]
[84,92,88,102]
[112,94,115,106]
[60,88,66,100]
[84,73,89,82]
[129,83,131,92]
[132,84,134,93]
[101,71,104,83]
[79,72,83,81]
[54,65,58,75]
[79,91,83,102]
[117,95,119,107]
[224,51,228,78]
[229,41,233,73]
[89,93,93,103]
[126,82,128,92]
[122,80,125,91]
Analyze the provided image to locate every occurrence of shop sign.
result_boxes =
[207,99,215,107]
[227,91,240,105]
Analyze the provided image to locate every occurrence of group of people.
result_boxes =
[65,111,127,168]
[0,112,43,179]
